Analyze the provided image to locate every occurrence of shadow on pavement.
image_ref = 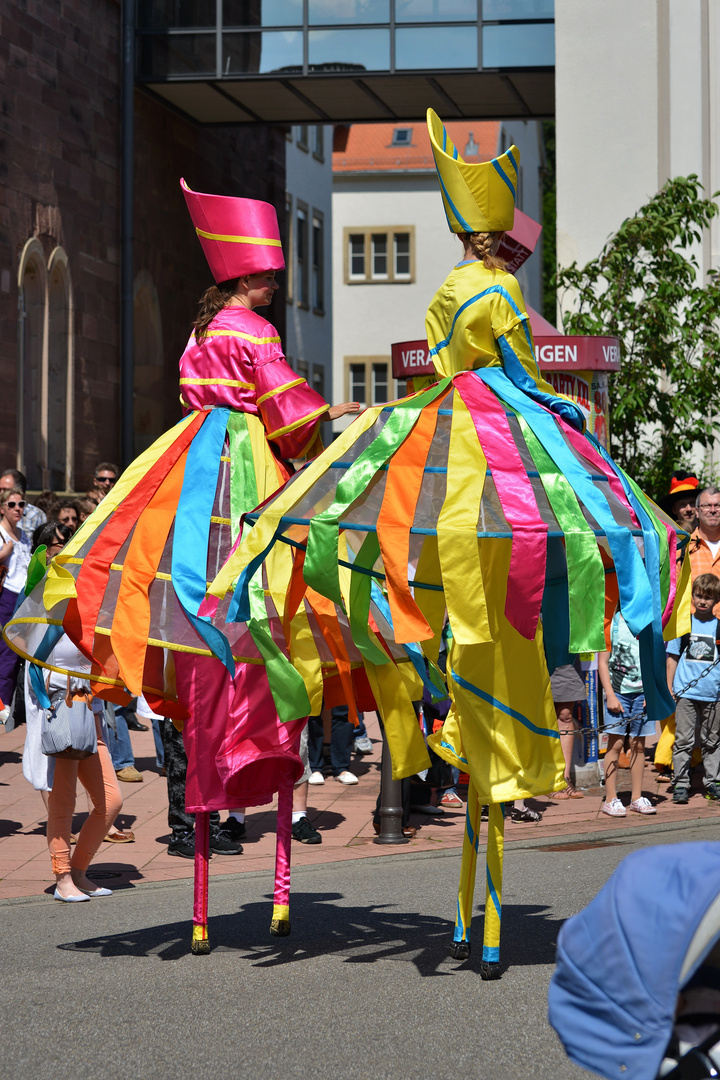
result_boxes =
[57,891,563,974]
[0,818,24,838]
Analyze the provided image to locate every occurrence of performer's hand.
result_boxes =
[328,402,363,420]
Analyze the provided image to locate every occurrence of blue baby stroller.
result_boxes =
[549,843,720,1079]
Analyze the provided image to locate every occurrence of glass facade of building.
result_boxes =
[137,0,554,80]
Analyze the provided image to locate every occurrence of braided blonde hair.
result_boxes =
[458,231,506,272]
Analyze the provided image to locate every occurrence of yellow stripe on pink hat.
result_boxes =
[181,178,285,282]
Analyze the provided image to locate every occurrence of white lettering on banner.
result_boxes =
[602,344,620,364]
[401,349,429,369]
[538,344,578,364]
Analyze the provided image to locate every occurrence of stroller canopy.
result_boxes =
[549,842,720,1080]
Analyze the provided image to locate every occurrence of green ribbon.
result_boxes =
[348,533,392,666]
[247,569,311,723]
[519,417,606,653]
[304,379,452,605]
[25,548,48,596]
[624,473,670,612]
[227,412,258,544]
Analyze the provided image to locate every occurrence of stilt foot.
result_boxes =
[270,918,291,937]
[479,960,502,980]
[191,925,210,955]
[450,940,471,960]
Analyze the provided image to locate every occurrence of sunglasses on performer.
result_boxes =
[6,500,26,509]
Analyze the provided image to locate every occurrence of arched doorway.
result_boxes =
[18,239,46,490]
[47,247,73,490]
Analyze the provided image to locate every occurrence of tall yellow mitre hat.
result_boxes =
[426,108,519,234]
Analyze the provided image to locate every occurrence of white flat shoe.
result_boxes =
[335,771,358,785]
[308,771,325,785]
[81,886,113,897]
[54,887,90,903]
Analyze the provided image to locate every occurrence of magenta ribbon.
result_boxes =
[560,425,641,529]
[455,374,547,640]
[662,528,678,625]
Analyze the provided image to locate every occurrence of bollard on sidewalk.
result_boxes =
[373,727,409,845]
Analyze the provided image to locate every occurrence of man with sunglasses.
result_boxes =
[0,469,46,535]
[88,462,119,506]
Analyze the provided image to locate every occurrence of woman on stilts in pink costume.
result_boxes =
[5,182,358,951]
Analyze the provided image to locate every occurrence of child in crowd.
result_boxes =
[667,572,720,804]
[598,610,656,817]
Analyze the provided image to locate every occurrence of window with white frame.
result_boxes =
[349,363,366,405]
[345,358,397,409]
[344,227,415,284]
[391,127,413,146]
[348,233,365,280]
[372,363,388,404]
[371,233,388,279]
[312,124,324,161]
[394,232,411,279]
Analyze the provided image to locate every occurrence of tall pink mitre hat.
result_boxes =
[181,178,285,282]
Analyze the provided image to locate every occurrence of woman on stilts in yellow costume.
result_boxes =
[207,109,689,977]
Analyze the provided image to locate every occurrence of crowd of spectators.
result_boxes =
[1,460,719,886]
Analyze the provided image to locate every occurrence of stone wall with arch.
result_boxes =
[16,241,74,490]
[17,239,47,490]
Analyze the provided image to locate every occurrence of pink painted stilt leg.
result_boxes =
[192,810,211,954]
[270,781,293,937]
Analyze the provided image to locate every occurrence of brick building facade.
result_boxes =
[0,0,286,491]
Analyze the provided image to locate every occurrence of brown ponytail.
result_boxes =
[458,231,506,272]
[192,279,240,344]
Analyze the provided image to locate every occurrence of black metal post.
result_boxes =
[373,726,408,845]
[120,0,135,468]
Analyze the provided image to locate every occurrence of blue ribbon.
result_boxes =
[587,434,675,721]
[497,333,585,431]
[226,524,282,625]
[171,407,235,675]
[29,622,66,708]
[369,582,445,701]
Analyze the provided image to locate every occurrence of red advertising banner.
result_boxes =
[535,336,620,371]
[391,340,435,379]
[391,335,621,379]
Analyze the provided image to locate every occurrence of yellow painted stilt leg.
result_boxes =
[481,802,505,979]
[450,779,481,961]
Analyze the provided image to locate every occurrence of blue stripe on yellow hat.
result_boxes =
[426,108,518,234]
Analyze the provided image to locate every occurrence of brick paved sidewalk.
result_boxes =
[2,711,719,901]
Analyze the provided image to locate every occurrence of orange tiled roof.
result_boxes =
[333,120,501,173]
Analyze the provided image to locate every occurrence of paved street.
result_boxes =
[1,817,719,1080]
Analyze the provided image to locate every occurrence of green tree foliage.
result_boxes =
[554,176,720,496]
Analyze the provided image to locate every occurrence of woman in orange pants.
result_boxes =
[46,637,123,902]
